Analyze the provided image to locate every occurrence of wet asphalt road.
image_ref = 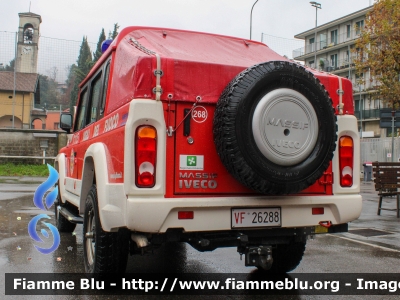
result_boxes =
[1,177,400,299]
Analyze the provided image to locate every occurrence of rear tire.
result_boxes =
[214,61,337,194]
[83,184,129,276]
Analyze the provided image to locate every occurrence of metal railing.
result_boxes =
[305,57,356,72]
[360,138,400,171]
[354,109,380,120]
[293,29,362,59]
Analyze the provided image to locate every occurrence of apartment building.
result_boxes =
[293,6,388,138]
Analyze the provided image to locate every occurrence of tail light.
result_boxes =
[135,126,157,188]
[339,136,353,187]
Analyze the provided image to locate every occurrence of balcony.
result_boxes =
[354,109,380,120]
[293,29,362,60]
[352,80,379,93]
[305,58,355,72]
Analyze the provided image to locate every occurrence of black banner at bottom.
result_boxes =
[5,273,400,295]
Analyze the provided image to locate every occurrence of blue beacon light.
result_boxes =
[101,39,113,53]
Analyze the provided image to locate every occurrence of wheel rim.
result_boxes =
[252,88,318,166]
[85,208,96,266]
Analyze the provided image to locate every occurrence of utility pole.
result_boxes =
[250,0,259,40]
[391,110,395,162]
[310,2,321,68]
[12,32,17,128]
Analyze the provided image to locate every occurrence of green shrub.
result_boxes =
[0,163,50,177]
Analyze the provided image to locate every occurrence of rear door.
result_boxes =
[173,102,331,196]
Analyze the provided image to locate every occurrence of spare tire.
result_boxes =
[213,61,337,195]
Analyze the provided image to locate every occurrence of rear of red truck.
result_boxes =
[56,27,361,275]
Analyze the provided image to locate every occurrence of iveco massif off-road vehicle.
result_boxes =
[56,26,361,274]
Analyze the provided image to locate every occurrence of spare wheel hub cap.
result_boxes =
[252,88,318,166]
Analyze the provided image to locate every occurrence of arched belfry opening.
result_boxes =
[23,24,34,44]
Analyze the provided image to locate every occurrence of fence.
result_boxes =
[261,33,304,60]
[0,30,96,129]
[360,138,400,171]
[0,128,67,164]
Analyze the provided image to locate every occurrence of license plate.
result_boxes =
[231,208,281,228]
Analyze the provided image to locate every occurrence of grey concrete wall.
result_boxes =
[0,129,67,164]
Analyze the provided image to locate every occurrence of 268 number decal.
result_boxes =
[193,110,207,119]
[191,106,208,123]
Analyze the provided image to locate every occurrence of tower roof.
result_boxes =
[18,12,42,23]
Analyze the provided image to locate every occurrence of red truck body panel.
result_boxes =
[71,27,353,197]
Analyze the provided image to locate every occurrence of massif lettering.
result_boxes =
[268,118,308,130]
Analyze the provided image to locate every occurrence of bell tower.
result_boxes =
[15,12,42,73]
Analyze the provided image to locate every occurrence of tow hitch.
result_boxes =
[243,246,273,270]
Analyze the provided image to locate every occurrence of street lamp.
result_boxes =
[250,0,259,40]
[310,2,321,69]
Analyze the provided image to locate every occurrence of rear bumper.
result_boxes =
[124,194,362,233]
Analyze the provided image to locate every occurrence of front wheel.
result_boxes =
[83,184,129,276]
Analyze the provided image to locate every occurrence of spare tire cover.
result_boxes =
[213,61,337,195]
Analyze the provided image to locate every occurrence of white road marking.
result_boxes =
[327,234,400,253]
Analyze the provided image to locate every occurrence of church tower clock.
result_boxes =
[15,12,42,73]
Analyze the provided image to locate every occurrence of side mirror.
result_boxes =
[60,113,72,133]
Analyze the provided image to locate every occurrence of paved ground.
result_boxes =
[1,177,400,299]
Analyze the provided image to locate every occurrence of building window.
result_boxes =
[54,122,59,129]
[330,30,338,45]
[347,25,351,38]
[386,127,398,137]
[309,37,315,52]
[356,20,364,35]
[356,72,364,79]
[355,100,360,111]
[309,60,314,68]
[330,54,338,69]
[320,33,327,49]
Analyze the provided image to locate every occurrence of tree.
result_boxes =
[354,0,400,109]
[76,36,93,79]
[108,23,120,40]
[93,28,106,64]
[39,74,59,109]
[63,64,77,108]
[0,59,15,71]
[68,36,93,112]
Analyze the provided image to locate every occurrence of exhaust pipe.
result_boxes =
[131,234,149,248]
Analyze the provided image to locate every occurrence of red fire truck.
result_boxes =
[56,26,361,275]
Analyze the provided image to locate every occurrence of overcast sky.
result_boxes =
[3,0,373,43]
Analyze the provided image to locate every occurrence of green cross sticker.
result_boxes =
[187,156,197,166]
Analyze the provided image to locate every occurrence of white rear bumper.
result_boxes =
[124,194,362,233]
